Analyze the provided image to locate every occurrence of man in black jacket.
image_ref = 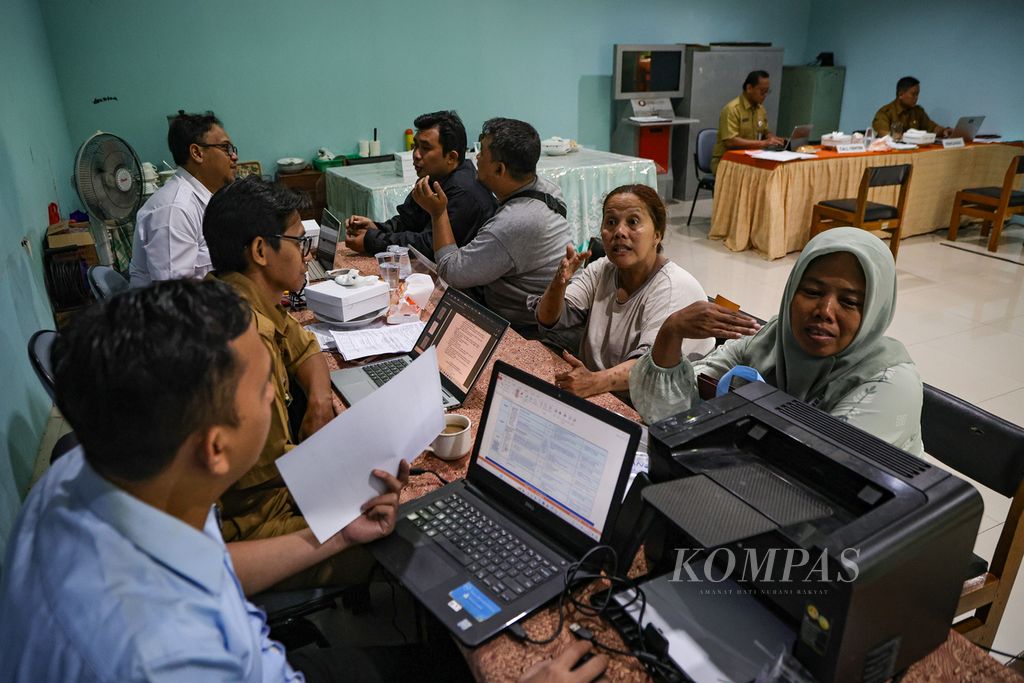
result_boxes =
[344,110,496,259]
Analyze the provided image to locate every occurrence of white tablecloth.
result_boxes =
[325,149,658,246]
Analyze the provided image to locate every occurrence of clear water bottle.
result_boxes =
[865,127,875,148]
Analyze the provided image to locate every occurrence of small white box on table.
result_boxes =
[305,279,389,322]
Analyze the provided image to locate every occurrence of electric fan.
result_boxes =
[72,131,143,269]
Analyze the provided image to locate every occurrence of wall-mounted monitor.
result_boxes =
[613,44,686,100]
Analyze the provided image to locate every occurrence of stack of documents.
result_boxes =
[745,150,817,162]
[330,321,425,360]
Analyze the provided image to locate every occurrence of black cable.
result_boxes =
[975,644,1023,662]
[409,467,449,486]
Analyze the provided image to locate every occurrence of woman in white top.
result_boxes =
[531,184,718,399]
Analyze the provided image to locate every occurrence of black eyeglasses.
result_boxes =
[197,141,238,157]
[275,234,314,256]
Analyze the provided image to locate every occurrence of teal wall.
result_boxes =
[805,0,1024,140]
[39,0,811,176]
[0,0,76,549]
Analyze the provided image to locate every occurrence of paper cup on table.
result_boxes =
[426,414,473,461]
[369,140,381,156]
[358,140,370,157]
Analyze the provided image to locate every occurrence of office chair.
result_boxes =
[87,265,129,300]
[809,163,913,260]
[687,128,717,226]
[920,382,1024,649]
[28,330,58,402]
[948,154,1024,253]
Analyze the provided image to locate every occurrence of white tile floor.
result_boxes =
[669,198,1024,663]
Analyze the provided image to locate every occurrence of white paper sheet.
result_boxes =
[277,347,445,543]
[745,150,817,161]
[330,321,425,360]
[306,323,339,351]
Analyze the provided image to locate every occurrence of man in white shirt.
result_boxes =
[129,111,237,287]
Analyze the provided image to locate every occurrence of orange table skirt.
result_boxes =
[710,142,1023,259]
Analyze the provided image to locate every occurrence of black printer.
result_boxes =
[642,381,983,683]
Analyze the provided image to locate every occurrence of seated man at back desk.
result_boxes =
[344,110,496,259]
[711,70,785,173]
[872,76,953,138]
[129,110,237,287]
[413,117,569,335]
[0,279,410,681]
[203,176,369,589]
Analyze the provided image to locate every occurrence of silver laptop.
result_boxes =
[331,287,508,409]
[369,361,641,646]
[764,123,813,151]
[951,116,985,142]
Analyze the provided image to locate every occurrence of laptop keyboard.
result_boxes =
[408,493,567,604]
[364,358,410,387]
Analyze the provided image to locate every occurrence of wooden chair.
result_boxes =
[948,154,1024,252]
[809,163,913,260]
[920,382,1024,649]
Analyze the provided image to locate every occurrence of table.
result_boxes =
[325,149,658,247]
[711,142,1024,259]
[299,248,1020,682]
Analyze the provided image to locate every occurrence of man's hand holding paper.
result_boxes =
[277,347,446,543]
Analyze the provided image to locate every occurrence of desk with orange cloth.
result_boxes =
[296,249,1021,682]
[711,141,1024,260]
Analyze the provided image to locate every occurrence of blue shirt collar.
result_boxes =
[71,451,226,594]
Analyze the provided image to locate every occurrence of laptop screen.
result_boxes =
[473,369,635,542]
[317,208,342,267]
[414,289,506,395]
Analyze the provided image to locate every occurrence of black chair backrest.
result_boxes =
[921,383,1024,498]
[695,128,717,176]
[868,164,911,188]
[28,330,58,402]
[345,154,395,166]
[87,265,129,300]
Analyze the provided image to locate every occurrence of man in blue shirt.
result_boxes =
[0,280,406,681]
[0,280,609,682]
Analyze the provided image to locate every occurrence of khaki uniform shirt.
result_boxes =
[872,99,941,135]
[210,271,319,495]
[712,95,771,173]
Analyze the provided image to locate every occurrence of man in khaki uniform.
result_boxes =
[204,176,376,589]
[711,70,785,173]
[872,76,952,138]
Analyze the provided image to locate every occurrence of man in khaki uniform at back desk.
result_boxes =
[872,76,952,138]
[711,70,785,173]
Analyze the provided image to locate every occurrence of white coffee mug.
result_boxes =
[427,414,472,461]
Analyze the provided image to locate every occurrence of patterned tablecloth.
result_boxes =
[325,149,657,247]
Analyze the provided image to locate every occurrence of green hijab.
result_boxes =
[741,227,911,410]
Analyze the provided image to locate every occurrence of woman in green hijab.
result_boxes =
[629,227,923,455]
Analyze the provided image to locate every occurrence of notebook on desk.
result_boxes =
[330,287,507,409]
[951,115,985,142]
[369,361,641,646]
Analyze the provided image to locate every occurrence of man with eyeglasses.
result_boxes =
[200,175,377,589]
[129,110,238,287]
[711,70,785,173]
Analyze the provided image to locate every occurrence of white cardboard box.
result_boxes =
[395,151,415,179]
[305,279,389,321]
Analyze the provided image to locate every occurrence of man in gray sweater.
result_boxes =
[412,117,569,333]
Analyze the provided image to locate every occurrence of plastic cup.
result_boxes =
[387,245,411,279]
[379,262,400,291]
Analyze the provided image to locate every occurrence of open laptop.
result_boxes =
[369,361,641,646]
[314,207,342,272]
[764,123,813,151]
[951,115,985,142]
[330,287,507,409]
